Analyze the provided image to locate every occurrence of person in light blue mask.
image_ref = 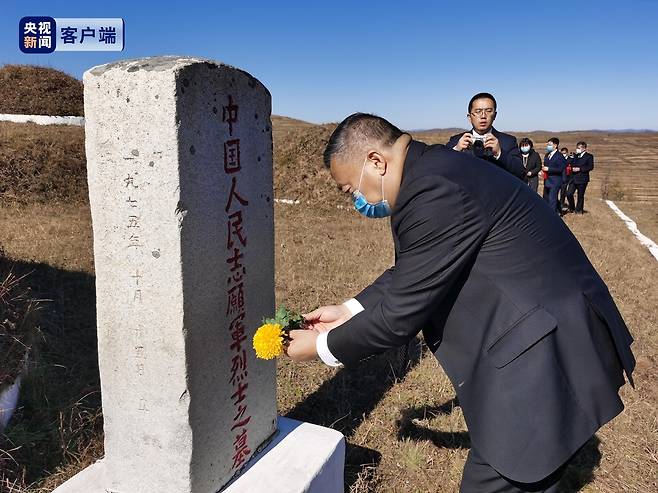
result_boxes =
[287,112,634,493]
[541,137,567,214]
[323,114,406,221]
[518,137,541,193]
[352,155,393,218]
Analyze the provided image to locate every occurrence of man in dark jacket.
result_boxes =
[288,113,634,493]
[519,137,541,192]
[559,147,572,212]
[542,137,567,214]
[446,92,525,180]
[566,141,595,213]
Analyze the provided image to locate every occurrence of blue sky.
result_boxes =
[2,0,657,131]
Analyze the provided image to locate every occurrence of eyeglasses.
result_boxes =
[470,108,495,116]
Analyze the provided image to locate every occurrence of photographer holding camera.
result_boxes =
[447,92,525,179]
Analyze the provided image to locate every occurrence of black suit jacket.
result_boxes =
[522,149,542,181]
[543,151,567,187]
[570,152,595,184]
[446,127,525,180]
[327,141,635,483]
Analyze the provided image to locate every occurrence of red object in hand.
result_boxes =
[566,165,572,175]
[542,170,548,180]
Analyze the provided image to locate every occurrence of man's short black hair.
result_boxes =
[520,137,533,148]
[323,113,404,168]
[548,137,560,146]
[560,147,569,153]
[468,92,497,113]
[576,141,587,148]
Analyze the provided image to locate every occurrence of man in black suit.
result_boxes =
[446,92,525,180]
[559,147,572,213]
[566,141,595,213]
[542,137,567,214]
[288,113,635,492]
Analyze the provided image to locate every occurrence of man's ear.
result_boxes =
[491,111,497,123]
[366,150,387,176]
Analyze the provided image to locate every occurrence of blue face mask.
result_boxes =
[352,156,392,218]
[546,144,555,153]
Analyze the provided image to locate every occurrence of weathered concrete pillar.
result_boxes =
[63,56,277,492]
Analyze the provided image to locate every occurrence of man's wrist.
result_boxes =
[343,298,364,316]
[316,332,342,367]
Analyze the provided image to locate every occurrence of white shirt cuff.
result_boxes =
[494,150,502,160]
[316,331,342,367]
[343,298,364,316]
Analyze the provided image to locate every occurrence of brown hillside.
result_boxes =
[0,65,84,116]
[0,117,345,206]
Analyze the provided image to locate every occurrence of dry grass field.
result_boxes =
[0,117,657,493]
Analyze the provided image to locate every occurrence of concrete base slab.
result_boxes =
[53,417,345,493]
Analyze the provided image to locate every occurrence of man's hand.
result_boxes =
[527,171,532,176]
[303,304,352,333]
[287,329,319,362]
[484,134,501,157]
[453,133,473,151]
[542,165,549,172]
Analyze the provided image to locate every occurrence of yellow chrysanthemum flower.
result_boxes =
[253,323,285,360]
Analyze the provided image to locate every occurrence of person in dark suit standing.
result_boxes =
[519,137,541,192]
[566,141,595,214]
[559,147,572,213]
[288,113,635,493]
[446,92,525,180]
[542,137,567,214]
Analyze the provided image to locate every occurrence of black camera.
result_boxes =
[471,138,492,158]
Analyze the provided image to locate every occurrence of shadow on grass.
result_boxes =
[396,397,470,450]
[559,435,602,492]
[285,338,423,490]
[0,257,101,488]
[397,397,602,492]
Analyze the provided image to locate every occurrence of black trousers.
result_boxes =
[543,183,561,214]
[566,182,588,212]
[460,448,569,492]
[527,176,538,193]
[558,180,571,209]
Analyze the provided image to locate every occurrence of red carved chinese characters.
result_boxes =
[223,95,252,470]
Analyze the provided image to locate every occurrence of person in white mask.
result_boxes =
[566,141,595,214]
[519,137,542,192]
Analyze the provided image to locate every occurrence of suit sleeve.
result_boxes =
[580,154,594,172]
[547,154,567,174]
[446,134,460,150]
[354,267,395,309]
[327,177,489,366]
[496,136,525,179]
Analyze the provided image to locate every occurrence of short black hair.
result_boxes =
[548,137,560,146]
[560,147,569,153]
[468,92,497,113]
[323,113,404,168]
[576,141,587,148]
[519,137,533,148]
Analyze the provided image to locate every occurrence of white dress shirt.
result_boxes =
[315,298,364,367]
